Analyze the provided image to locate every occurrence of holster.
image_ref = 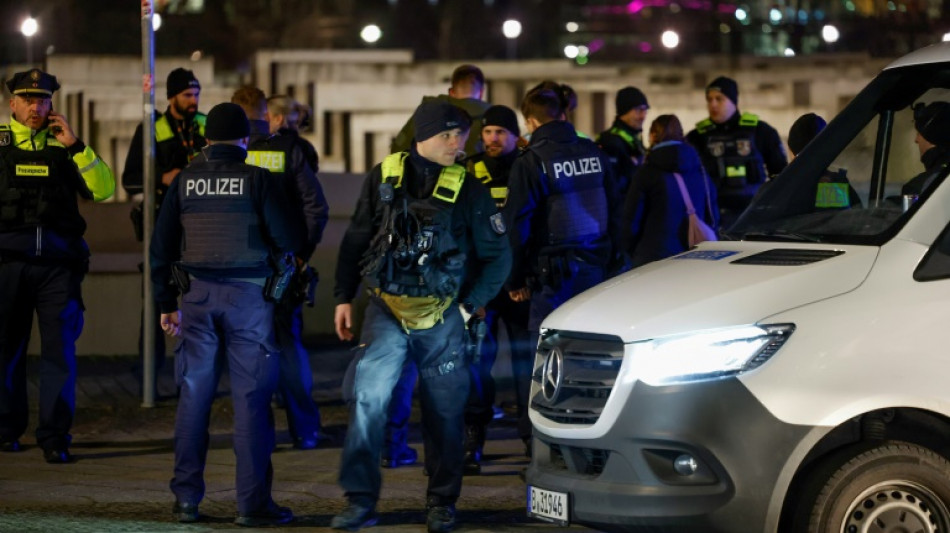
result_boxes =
[264,252,296,303]
[170,262,190,294]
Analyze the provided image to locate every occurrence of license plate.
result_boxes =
[527,485,569,525]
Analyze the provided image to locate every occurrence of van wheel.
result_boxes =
[802,442,950,533]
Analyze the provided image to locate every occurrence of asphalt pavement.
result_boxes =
[0,338,588,533]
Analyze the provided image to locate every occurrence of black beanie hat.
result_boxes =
[615,86,649,116]
[914,101,950,147]
[482,105,520,136]
[205,102,250,141]
[787,113,827,155]
[413,101,471,142]
[706,76,739,106]
[166,68,201,98]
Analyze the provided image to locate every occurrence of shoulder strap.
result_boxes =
[673,173,696,215]
[696,118,714,134]
[739,112,759,128]
[381,152,409,188]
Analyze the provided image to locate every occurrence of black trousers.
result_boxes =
[0,259,84,450]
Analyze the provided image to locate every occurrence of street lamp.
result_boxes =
[361,24,382,45]
[21,17,38,65]
[502,19,522,60]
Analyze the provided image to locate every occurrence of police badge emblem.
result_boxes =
[709,141,725,157]
[737,140,752,156]
[0,130,10,147]
[489,212,506,235]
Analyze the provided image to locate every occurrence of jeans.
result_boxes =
[339,299,469,507]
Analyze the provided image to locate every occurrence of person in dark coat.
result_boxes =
[622,115,719,269]
[902,101,950,197]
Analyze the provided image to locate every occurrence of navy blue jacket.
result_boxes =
[622,140,719,268]
[150,143,300,313]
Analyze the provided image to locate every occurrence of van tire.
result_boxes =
[800,441,950,533]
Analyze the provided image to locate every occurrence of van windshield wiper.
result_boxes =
[741,230,823,243]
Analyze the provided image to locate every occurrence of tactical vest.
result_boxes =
[246,133,295,177]
[605,126,644,161]
[177,165,268,270]
[814,168,852,210]
[362,152,467,300]
[471,160,508,209]
[696,112,768,191]
[0,126,87,239]
[527,139,609,246]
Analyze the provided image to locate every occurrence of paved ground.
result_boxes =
[0,340,587,533]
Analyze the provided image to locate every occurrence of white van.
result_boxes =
[525,43,950,533]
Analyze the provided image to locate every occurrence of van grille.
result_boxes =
[530,331,624,425]
[550,443,611,475]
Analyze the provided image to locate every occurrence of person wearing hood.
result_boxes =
[902,101,950,197]
[623,115,719,269]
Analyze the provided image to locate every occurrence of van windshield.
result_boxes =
[730,63,950,246]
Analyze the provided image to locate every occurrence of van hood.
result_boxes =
[542,243,879,342]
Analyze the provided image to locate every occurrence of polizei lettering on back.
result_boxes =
[552,157,602,179]
[185,176,246,197]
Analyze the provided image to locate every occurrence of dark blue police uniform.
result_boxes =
[151,105,299,524]
[0,68,116,461]
[246,118,329,449]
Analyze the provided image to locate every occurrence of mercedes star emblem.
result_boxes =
[542,346,564,402]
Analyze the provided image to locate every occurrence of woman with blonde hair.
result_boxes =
[621,114,719,269]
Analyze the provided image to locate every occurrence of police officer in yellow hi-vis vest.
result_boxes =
[231,85,330,451]
[686,76,787,229]
[122,67,206,397]
[332,101,511,533]
[0,68,115,462]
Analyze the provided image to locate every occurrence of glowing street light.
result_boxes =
[153,13,162,31]
[564,45,579,59]
[360,24,382,44]
[502,19,522,59]
[21,17,38,65]
[661,30,680,49]
[822,24,840,43]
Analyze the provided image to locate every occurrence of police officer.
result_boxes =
[786,112,861,210]
[461,105,532,473]
[686,76,787,229]
[903,102,950,197]
[232,86,330,450]
[151,102,298,527]
[122,67,206,396]
[504,89,618,452]
[331,101,511,533]
[0,68,116,461]
[391,64,490,156]
[597,86,649,195]
[266,95,319,173]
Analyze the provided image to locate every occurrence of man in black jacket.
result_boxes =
[331,101,510,533]
[232,86,330,450]
[903,101,950,197]
[151,102,299,527]
[597,86,649,195]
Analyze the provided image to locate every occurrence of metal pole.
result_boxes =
[25,36,33,66]
[141,0,157,408]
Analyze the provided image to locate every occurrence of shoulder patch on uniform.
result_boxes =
[489,212,506,235]
[0,130,10,147]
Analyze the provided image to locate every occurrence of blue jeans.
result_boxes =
[339,299,469,508]
[169,279,280,515]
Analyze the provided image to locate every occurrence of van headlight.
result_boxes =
[630,324,795,386]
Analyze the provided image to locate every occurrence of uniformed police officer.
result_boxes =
[122,67,206,396]
[151,102,298,527]
[686,76,787,229]
[0,68,116,461]
[504,89,618,452]
[266,95,319,173]
[232,86,330,450]
[461,105,532,473]
[597,86,649,195]
[332,101,511,533]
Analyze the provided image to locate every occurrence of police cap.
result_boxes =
[5,69,60,97]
